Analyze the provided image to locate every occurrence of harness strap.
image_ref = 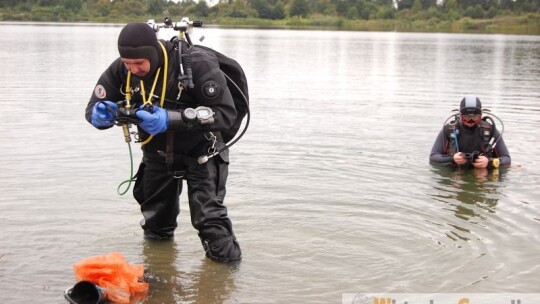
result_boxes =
[165,131,182,177]
[165,131,216,175]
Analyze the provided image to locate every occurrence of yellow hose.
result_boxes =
[138,41,168,146]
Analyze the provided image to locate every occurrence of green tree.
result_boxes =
[165,2,183,16]
[443,0,459,12]
[498,0,515,10]
[485,6,497,17]
[412,0,422,13]
[112,0,145,16]
[289,0,310,17]
[374,0,394,8]
[217,0,257,18]
[249,0,272,18]
[346,6,359,18]
[421,0,437,9]
[397,0,415,10]
[147,0,166,15]
[39,0,62,6]
[96,0,110,16]
[517,0,540,12]
[192,0,211,17]
[334,0,349,16]
[63,0,82,11]
[426,6,441,18]
[314,0,336,15]
[273,1,286,19]
[358,0,377,19]
[375,6,395,18]
[249,0,285,19]
[1,0,19,8]
[464,4,485,18]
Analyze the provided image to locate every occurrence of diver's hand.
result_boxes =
[473,155,489,168]
[135,106,169,135]
[91,101,117,128]
[453,152,468,165]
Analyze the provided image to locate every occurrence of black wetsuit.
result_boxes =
[429,120,511,168]
[85,40,241,262]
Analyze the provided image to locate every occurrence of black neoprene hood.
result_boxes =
[117,23,163,78]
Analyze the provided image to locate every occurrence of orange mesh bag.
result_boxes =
[73,252,149,304]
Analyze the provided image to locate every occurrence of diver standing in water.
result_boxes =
[430,96,511,169]
[85,22,246,263]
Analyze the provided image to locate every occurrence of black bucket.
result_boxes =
[64,281,105,304]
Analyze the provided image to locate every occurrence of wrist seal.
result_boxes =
[167,106,215,130]
[168,111,190,130]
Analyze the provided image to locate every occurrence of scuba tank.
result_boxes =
[148,17,250,164]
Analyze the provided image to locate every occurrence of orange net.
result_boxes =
[73,252,149,304]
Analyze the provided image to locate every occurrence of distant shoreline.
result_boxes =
[1,14,539,36]
[213,15,540,35]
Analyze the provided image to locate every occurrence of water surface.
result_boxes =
[0,23,539,303]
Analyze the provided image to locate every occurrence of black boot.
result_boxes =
[200,234,242,263]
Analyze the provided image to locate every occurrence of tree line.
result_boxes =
[1,0,539,25]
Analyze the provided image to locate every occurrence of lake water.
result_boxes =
[0,22,539,304]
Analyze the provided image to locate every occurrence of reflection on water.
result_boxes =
[141,239,238,304]
[430,166,505,242]
[141,239,181,303]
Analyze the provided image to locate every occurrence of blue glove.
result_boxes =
[91,101,117,128]
[135,106,169,135]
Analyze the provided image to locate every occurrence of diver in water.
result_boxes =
[429,95,511,169]
[85,22,244,263]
